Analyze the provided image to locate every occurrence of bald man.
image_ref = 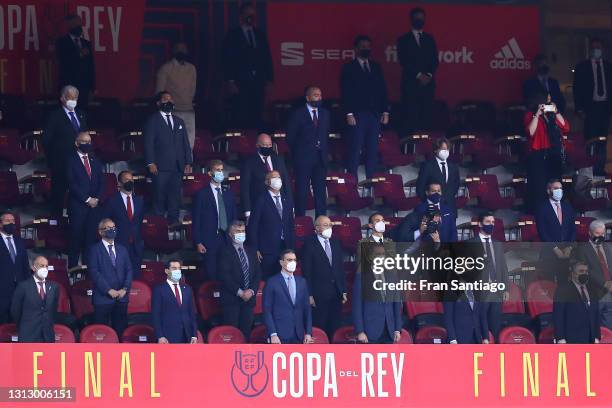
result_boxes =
[300,216,346,339]
[11,256,59,343]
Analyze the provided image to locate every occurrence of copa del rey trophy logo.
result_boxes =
[231,350,269,397]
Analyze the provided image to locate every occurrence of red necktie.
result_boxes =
[555,202,562,225]
[173,284,182,306]
[83,154,92,178]
[38,282,45,300]
[126,195,133,221]
[597,246,610,281]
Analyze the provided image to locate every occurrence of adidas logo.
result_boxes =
[489,37,531,70]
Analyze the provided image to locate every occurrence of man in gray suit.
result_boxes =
[144,91,193,226]
[575,219,612,294]
[11,256,59,343]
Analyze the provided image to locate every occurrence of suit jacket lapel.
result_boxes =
[278,274,294,306]
[313,236,331,266]
[267,193,282,220]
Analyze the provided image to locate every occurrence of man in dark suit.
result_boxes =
[145,91,193,226]
[574,219,612,293]
[466,212,509,340]
[218,220,262,339]
[56,15,95,109]
[302,216,347,339]
[43,85,88,216]
[573,38,611,175]
[523,54,566,114]
[223,2,273,128]
[0,213,30,324]
[11,256,58,343]
[397,7,439,134]
[444,283,489,344]
[192,160,237,280]
[102,170,144,279]
[287,86,329,217]
[152,259,198,344]
[341,35,390,179]
[553,259,601,344]
[404,183,457,243]
[66,131,103,268]
[416,137,460,212]
[88,218,133,337]
[247,170,295,279]
[263,250,313,344]
[240,133,292,219]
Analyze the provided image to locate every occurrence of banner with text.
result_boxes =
[267,2,540,106]
[0,344,611,407]
[0,1,145,101]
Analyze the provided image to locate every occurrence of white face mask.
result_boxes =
[65,100,78,110]
[374,220,386,233]
[270,177,282,191]
[437,149,449,161]
[285,261,297,273]
[36,267,48,280]
[320,228,332,239]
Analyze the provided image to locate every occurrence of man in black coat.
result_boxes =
[56,15,95,109]
[397,7,439,134]
[0,212,30,324]
[341,35,389,180]
[43,85,88,216]
[416,137,460,213]
[11,256,59,343]
[218,220,262,340]
[523,54,566,114]
[240,133,293,220]
[223,2,274,128]
[144,91,193,226]
[301,216,347,340]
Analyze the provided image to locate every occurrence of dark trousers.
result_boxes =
[233,80,266,129]
[201,232,228,280]
[401,80,435,134]
[279,335,300,344]
[68,205,99,268]
[482,301,502,340]
[126,241,142,280]
[294,155,327,217]
[585,101,611,175]
[312,296,342,341]
[223,301,255,340]
[0,297,12,324]
[94,302,128,338]
[373,322,394,344]
[347,111,381,179]
[152,169,182,224]
[50,167,68,217]
[526,149,563,214]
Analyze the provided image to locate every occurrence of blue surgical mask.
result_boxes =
[102,228,117,240]
[233,232,246,244]
[551,188,563,201]
[170,269,182,282]
[481,224,494,235]
[213,171,224,183]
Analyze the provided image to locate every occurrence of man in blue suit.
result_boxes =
[144,91,193,226]
[263,250,313,344]
[152,259,198,344]
[0,212,30,324]
[553,259,601,344]
[444,284,489,344]
[353,244,403,344]
[192,159,237,280]
[341,35,389,180]
[88,218,133,337]
[67,131,103,268]
[247,170,295,279]
[523,54,566,114]
[102,170,144,279]
[287,85,329,217]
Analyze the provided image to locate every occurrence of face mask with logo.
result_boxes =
[437,149,449,161]
[374,220,386,233]
[102,228,117,240]
[259,147,273,157]
[577,274,589,285]
[359,49,371,59]
[428,193,441,204]
[213,171,225,184]
[412,18,425,30]
[591,235,605,245]
[78,143,92,153]
[2,223,16,235]
[122,181,134,192]
[481,224,494,235]
[308,100,321,108]
[160,101,174,113]
[286,261,297,273]
[36,267,48,280]
[69,26,83,37]
[66,100,78,110]
[551,188,563,201]
[321,228,332,239]
[270,177,282,191]
[233,232,246,244]
[170,269,182,282]
[591,49,603,60]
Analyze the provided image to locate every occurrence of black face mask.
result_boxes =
[78,143,92,153]
[537,65,550,76]
[69,26,83,37]
[160,101,174,113]
[2,223,16,235]
[308,100,322,108]
[174,52,188,62]
[578,274,589,285]
[358,49,371,59]
[591,235,605,245]
[258,147,273,157]
[412,18,425,30]
[122,181,134,192]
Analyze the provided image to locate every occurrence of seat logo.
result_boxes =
[281,42,304,66]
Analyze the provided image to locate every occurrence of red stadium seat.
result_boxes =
[54,324,76,343]
[127,281,152,314]
[399,133,439,164]
[25,216,70,253]
[121,324,155,343]
[538,326,555,344]
[140,261,167,288]
[207,325,246,344]
[0,128,38,166]
[197,330,205,343]
[294,215,314,251]
[182,173,210,200]
[575,217,596,242]
[326,172,373,214]
[564,133,596,169]
[311,327,329,344]
[453,101,497,132]
[502,282,525,315]
[197,281,223,323]
[214,129,257,157]
[329,216,362,255]
[398,329,414,344]
[79,324,119,343]
[414,326,448,344]
[406,293,444,328]
[141,215,183,254]
[91,128,133,163]
[253,281,265,315]
[70,279,94,322]
[370,173,420,213]
[517,215,539,242]
[526,280,556,318]
[46,258,70,289]
[0,171,27,207]
[101,173,118,202]
[332,326,356,344]
[249,324,268,344]
[465,174,514,210]
[227,172,241,201]
[54,284,78,330]
[0,323,19,342]
[498,326,535,344]
[192,129,227,167]
[132,174,153,202]
[599,326,612,344]
[378,130,413,168]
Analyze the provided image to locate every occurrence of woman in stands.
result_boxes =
[524,92,570,214]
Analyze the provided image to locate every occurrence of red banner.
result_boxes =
[0,0,145,101]
[1,344,611,407]
[267,2,540,106]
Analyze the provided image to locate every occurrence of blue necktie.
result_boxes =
[6,236,16,263]
[69,111,80,133]
[108,244,116,267]
[238,247,249,288]
[466,289,475,310]
[287,276,296,304]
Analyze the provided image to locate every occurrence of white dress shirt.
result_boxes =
[63,105,80,127]
[166,279,183,304]
[101,239,116,258]
[435,156,448,183]
[33,276,46,295]
[77,151,94,203]
[160,111,174,129]
[269,190,282,212]
[242,26,256,47]
[210,182,222,219]
[573,281,591,305]
[306,103,318,121]
[549,198,562,221]
[317,234,330,252]
[592,59,608,101]
[120,191,133,211]
[479,232,496,267]
[412,29,423,46]
[259,153,273,171]
[1,231,17,257]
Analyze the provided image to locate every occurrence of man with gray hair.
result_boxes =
[43,85,88,216]
[575,219,612,292]
[156,42,197,149]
